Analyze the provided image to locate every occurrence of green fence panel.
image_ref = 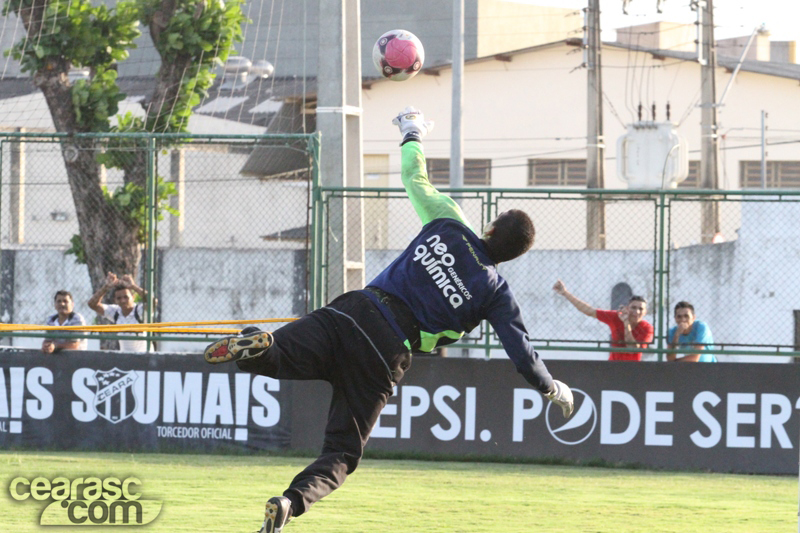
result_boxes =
[316,186,800,360]
[0,132,319,351]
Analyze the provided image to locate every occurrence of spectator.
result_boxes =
[553,279,654,361]
[667,301,717,362]
[42,290,87,354]
[88,272,155,353]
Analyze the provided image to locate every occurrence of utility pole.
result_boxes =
[760,110,767,188]
[317,0,365,300]
[697,0,720,242]
[585,0,605,249]
[450,0,464,197]
[10,128,26,244]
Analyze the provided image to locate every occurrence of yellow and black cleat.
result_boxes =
[258,496,292,533]
[204,328,272,364]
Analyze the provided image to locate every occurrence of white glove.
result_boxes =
[392,106,434,144]
[546,380,574,418]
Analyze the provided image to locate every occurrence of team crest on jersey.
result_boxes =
[92,368,138,424]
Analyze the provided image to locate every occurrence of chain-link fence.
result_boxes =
[318,187,800,361]
[0,132,319,352]
[3,133,799,361]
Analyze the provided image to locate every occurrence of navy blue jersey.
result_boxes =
[370,217,496,348]
[367,142,552,392]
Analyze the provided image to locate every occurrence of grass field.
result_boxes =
[0,451,795,532]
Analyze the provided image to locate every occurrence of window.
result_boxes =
[740,161,800,188]
[528,159,586,186]
[677,160,700,188]
[425,159,491,186]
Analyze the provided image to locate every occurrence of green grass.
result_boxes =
[0,451,795,532]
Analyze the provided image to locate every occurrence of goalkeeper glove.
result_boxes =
[546,380,574,418]
[392,106,434,145]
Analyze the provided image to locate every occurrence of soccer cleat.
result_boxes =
[204,327,273,364]
[258,496,292,533]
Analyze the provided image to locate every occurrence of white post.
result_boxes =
[450,0,464,198]
[10,127,25,244]
[699,0,720,243]
[760,110,767,189]
[317,0,364,300]
[585,0,605,249]
[170,149,185,246]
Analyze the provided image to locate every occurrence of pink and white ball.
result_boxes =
[373,29,425,81]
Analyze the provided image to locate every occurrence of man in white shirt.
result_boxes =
[42,290,87,353]
[88,272,155,353]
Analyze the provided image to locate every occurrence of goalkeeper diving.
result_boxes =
[204,107,574,533]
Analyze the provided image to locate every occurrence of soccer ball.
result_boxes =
[372,29,425,82]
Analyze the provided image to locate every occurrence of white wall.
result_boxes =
[7,247,301,353]
[11,250,100,351]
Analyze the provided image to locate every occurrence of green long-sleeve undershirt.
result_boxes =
[400,141,475,232]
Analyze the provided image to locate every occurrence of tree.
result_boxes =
[3,0,245,293]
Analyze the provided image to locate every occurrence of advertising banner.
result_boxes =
[364,359,800,474]
[0,350,290,452]
[2,350,798,474]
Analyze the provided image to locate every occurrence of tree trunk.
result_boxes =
[34,67,142,294]
[67,148,142,291]
[148,12,194,133]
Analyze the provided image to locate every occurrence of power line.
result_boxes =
[602,90,627,128]
[676,87,702,127]
[665,59,684,100]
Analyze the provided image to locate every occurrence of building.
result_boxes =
[0,1,581,78]
[355,29,800,249]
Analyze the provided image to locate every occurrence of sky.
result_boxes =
[508,0,800,43]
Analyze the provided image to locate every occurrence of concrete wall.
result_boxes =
[717,34,772,61]
[615,22,696,53]
[770,41,797,64]
[6,246,305,353]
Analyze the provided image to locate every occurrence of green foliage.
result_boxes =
[114,111,147,133]
[139,0,245,64]
[4,0,140,74]
[4,0,246,134]
[65,178,178,263]
[93,113,148,170]
[140,0,247,132]
[95,113,152,171]
[71,69,126,132]
[102,178,180,242]
[5,0,246,264]
[64,234,87,265]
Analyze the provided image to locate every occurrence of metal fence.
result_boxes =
[317,187,800,360]
[0,132,319,351]
[2,130,799,360]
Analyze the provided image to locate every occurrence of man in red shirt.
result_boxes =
[553,280,654,361]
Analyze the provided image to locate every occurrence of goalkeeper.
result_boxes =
[204,107,574,533]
